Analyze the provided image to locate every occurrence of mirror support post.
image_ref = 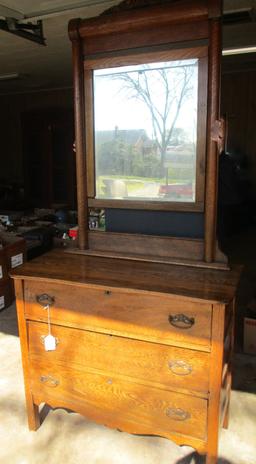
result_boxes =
[204,18,221,263]
[69,19,88,250]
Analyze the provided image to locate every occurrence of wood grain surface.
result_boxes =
[14,280,40,430]
[78,1,209,39]
[71,36,88,250]
[28,321,210,396]
[88,230,205,262]
[29,358,208,440]
[204,18,221,263]
[24,280,212,350]
[84,46,207,70]
[11,249,241,304]
[82,22,208,56]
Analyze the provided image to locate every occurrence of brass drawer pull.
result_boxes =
[40,375,59,387]
[168,313,195,329]
[36,294,55,307]
[166,407,190,421]
[168,360,193,376]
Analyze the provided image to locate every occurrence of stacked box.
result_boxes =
[0,250,8,281]
[0,233,26,311]
[0,280,13,311]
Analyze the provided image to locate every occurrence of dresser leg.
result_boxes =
[205,454,217,464]
[14,279,41,431]
[26,399,40,431]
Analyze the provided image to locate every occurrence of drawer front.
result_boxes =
[28,321,210,395]
[24,281,212,348]
[29,357,207,440]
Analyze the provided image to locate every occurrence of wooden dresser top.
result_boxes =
[11,249,241,304]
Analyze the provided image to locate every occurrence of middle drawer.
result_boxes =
[28,321,210,395]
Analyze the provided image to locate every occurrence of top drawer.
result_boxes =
[24,281,212,350]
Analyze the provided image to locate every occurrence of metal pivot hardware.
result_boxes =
[168,313,195,329]
[166,407,191,421]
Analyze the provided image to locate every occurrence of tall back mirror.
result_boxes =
[93,57,200,205]
[69,0,228,269]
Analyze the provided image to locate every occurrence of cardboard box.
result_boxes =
[0,234,26,310]
[0,279,14,311]
[0,233,26,271]
[0,210,23,224]
[0,250,8,282]
[244,317,256,355]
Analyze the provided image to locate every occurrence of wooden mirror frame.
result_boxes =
[69,0,228,269]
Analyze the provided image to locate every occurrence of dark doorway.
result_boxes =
[22,109,76,208]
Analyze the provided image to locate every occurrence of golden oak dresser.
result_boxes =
[12,250,240,464]
[12,1,241,463]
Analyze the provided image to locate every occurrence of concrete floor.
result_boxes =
[0,303,256,464]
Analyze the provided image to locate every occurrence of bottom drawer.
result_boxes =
[29,358,207,440]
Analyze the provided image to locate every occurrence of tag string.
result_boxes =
[45,304,52,335]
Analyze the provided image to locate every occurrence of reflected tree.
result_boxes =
[115,62,195,171]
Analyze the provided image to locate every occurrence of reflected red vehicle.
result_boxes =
[159,182,193,198]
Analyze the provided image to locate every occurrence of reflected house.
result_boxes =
[95,127,195,200]
[95,127,159,198]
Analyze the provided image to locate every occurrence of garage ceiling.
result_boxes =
[0,0,256,95]
[0,0,117,94]
[0,0,113,17]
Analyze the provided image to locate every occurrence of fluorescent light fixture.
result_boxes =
[222,46,256,56]
[0,73,20,81]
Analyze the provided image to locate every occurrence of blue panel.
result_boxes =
[105,209,204,238]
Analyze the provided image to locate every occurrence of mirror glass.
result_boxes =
[93,59,198,202]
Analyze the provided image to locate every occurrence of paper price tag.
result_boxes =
[0,296,5,310]
[44,334,57,351]
[11,253,23,269]
[0,266,3,280]
[43,304,57,351]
